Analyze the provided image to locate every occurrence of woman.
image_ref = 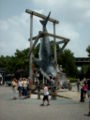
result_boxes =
[12,78,18,99]
[80,81,88,102]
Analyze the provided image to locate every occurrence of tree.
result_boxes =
[0,48,29,77]
[14,48,29,77]
[81,45,90,78]
[62,49,77,77]
[0,43,78,78]
[83,45,90,78]
[81,65,90,77]
[86,45,90,57]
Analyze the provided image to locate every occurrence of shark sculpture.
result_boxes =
[35,12,57,77]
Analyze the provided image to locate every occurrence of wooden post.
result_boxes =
[53,23,57,100]
[29,14,33,79]
[29,34,41,56]
[53,22,57,65]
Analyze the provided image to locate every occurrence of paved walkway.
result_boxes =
[0,86,89,120]
[57,89,88,102]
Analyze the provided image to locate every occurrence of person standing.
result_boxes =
[83,81,88,100]
[12,78,18,100]
[50,76,56,100]
[80,81,88,102]
[18,78,23,98]
[87,78,90,116]
[22,78,28,97]
[77,79,80,92]
[41,84,50,106]
[50,76,55,92]
[28,78,33,98]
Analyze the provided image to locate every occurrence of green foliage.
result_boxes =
[61,49,77,77]
[86,45,90,57]
[68,77,77,83]
[0,42,78,77]
[0,48,29,76]
[33,44,40,57]
[81,45,90,78]
[81,65,90,78]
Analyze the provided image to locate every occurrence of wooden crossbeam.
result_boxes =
[32,35,42,40]
[56,41,65,44]
[61,41,69,50]
[25,9,59,24]
[39,31,70,41]
[29,31,70,55]
[32,32,70,42]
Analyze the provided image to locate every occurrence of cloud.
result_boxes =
[33,0,67,7]
[0,10,46,56]
[0,0,90,57]
[0,21,8,30]
[32,0,90,57]
[0,13,30,56]
[33,0,90,24]
[55,22,81,56]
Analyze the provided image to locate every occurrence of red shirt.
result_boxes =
[83,84,88,91]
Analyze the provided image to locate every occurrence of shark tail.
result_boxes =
[40,11,51,28]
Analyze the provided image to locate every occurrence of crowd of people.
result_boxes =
[11,74,57,106]
[12,77,32,99]
[10,74,90,116]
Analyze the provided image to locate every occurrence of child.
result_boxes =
[41,84,50,106]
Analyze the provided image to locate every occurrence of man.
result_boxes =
[50,76,55,92]
[87,78,90,116]
[77,79,80,92]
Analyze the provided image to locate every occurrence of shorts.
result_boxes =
[43,95,49,101]
[18,86,22,92]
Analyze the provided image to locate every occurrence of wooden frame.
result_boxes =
[25,9,70,78]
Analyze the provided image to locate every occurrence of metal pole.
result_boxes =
[29,14,33,79]
[53,22,57,65]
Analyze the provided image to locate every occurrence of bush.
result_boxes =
[68,77,77,83]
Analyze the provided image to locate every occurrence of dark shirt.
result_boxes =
[87,79,90,90]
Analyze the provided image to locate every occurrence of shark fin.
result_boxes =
[40,11,51,28]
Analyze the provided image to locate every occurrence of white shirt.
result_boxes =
[44,86,49,95]
[18,81,23,87]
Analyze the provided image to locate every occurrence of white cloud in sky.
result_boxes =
[33,0,90,24]
[0,13,30,56]
[0,0,90,57]
[32,0,90,57]
[0,21,8,30]
[0,10,45,56]
[56,22,81,56]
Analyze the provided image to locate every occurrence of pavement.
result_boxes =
[57,89,86,102]
[57,83,88,102]
[0,86,89,120]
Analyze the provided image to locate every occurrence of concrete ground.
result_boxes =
[0,86,89,120]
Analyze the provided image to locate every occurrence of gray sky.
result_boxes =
[0,0,90,57]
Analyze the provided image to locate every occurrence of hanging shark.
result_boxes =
[35,12,57,77]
